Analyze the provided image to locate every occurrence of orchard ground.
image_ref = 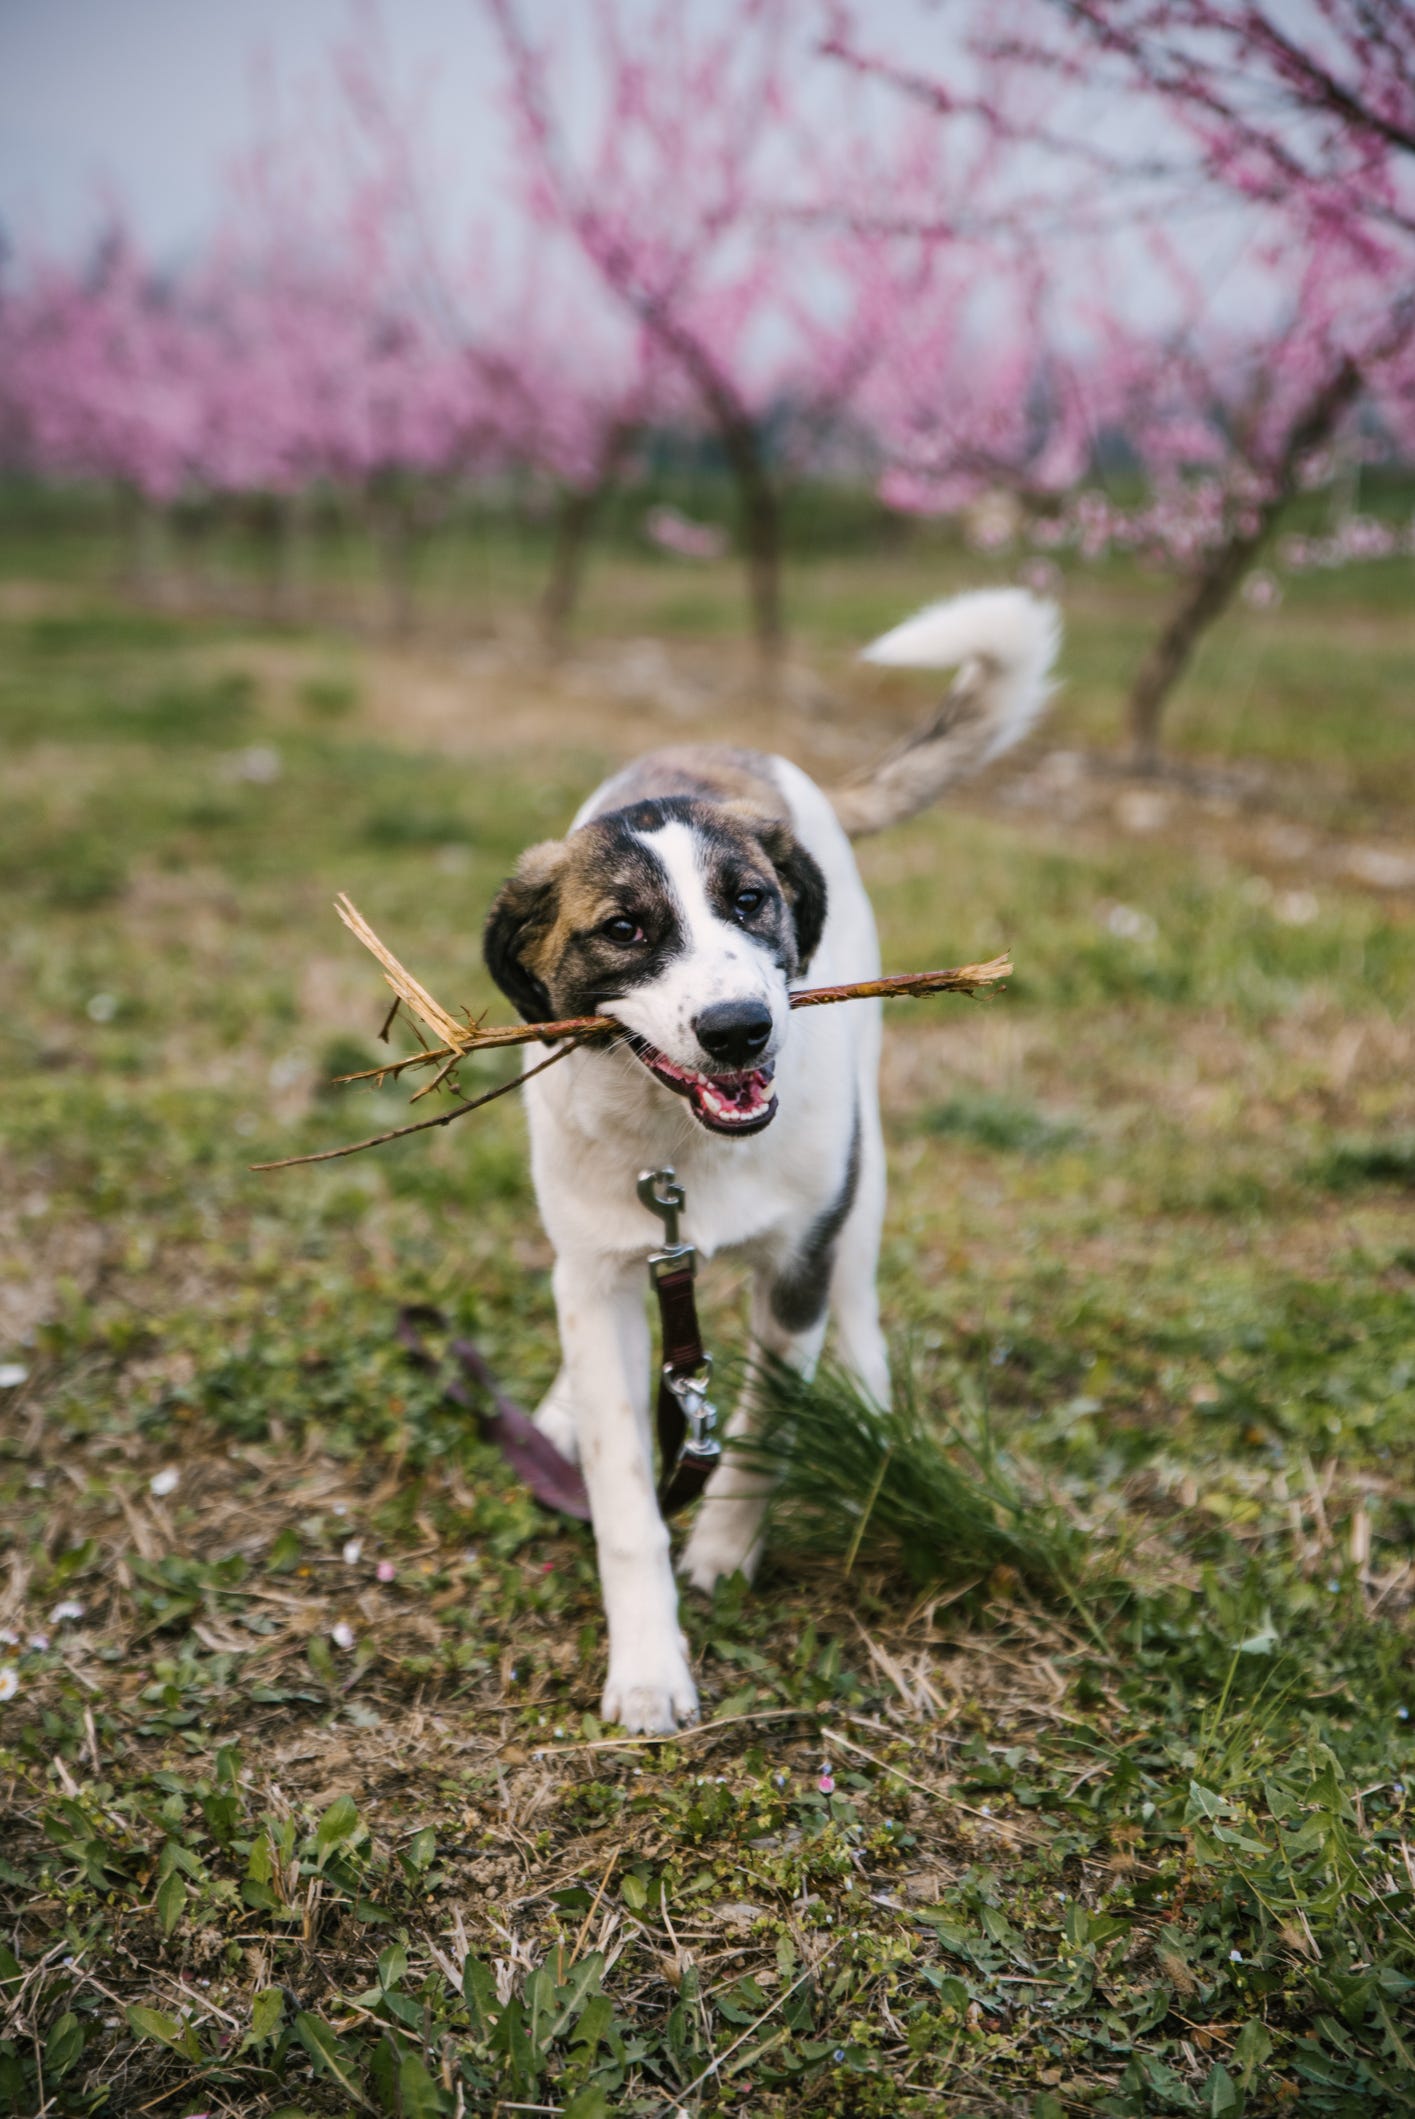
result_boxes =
[2,515,1414,2117]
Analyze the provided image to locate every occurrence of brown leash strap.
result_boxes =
[397,1167,719,1523]
[396,1305,592,1521]
[640,1168,723,1515]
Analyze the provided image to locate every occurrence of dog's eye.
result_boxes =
[733,887,765,917]
[601,915,645,945]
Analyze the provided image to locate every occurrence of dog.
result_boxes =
[483,588,1059,1732]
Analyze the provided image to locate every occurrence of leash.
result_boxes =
[397,1164,719,1521]
[636,1167,722,1514]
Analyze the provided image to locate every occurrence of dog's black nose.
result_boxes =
[695,999,773,1069]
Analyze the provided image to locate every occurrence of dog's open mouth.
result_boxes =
[628,1038,778,1135]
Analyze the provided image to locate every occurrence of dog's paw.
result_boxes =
[680,1511,764,1596]
[601,1656,699,1735]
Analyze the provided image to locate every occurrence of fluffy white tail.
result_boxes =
[831,588,1060,838]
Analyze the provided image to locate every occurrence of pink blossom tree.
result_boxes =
[1028,1,1415,242]
[1,231,205,581]
[486,0,819,673]
[1084,266,1411,767]
[465,240,668,654]
[319,22,674,650]
[826,0,1415,767]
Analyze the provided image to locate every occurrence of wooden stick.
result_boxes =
[253,901,1012,1173]
[250,1041,583,1171]
[328,895,1012,1083]
[787,955,1012,1009]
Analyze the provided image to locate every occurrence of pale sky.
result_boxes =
[0,0,507,261]
[0,0,1260,328]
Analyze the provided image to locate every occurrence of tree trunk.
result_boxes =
[115,486,160,596]
[539,427,630,657]
[540,483,602,655]
[266,493,303,625]
[1127,529,1267,773]
[718,413,783,682]
[178,500,215,611]
[369,492,417,638]
[1126,356,1363,772]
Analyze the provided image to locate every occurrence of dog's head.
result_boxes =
[484,797,826,1136]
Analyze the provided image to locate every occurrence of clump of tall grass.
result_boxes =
[733,1354,1088,1599]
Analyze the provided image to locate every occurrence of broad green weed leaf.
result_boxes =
[315,1794,360,1852]
[462,1955,499,2035]
[1232,2019,1272,2084]
[127,2005,199,2061]
[562,2088,609,2119]
[268,1526,301,1572]
[156,1867,186,1936]
[547,1951,604,2043]
[250,1986,284,2041]
[397,2050,447,2117]
[1205,2060,1238,2116]
[45,2011,84,2077]
[294,2011,362,2096]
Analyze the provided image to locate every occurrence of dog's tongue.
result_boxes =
[690,1069,774,1127]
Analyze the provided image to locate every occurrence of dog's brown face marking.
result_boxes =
[483,797,826,1027]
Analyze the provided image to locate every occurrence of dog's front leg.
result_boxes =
[553,1250,698,1735]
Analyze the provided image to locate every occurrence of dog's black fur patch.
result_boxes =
[770,1113,861,1333]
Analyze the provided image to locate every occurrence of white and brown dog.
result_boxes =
[483,589,1059,1732]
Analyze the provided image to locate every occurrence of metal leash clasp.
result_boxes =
[638,1167,720,1467]
[664,1361,720,1464]
[637,1166,694,1284]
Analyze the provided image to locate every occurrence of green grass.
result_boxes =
[1,551,1413,2115]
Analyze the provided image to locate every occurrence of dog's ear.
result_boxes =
[483,841,566,1023]
[747,817,828,974]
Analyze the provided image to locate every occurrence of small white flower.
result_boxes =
[49,1600,85,1624]
[1105,902,1158,943]
[149,1467,180,1497]
[0,1628,17,1647]
[341,1538,362,1566]
[1241,569,1282,611]
[1229,1949,1243,1963]
[0,1668,17,1701]
[0,1363,28,1390]
[86,993,119,1024]
[331,1621,355,1651]
[237,744,282,784]
[1275,888,1318,926]
[28,1633,49,1652]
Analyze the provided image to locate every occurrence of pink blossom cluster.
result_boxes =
[1279,517,1415,571]
[643,506,728,560]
